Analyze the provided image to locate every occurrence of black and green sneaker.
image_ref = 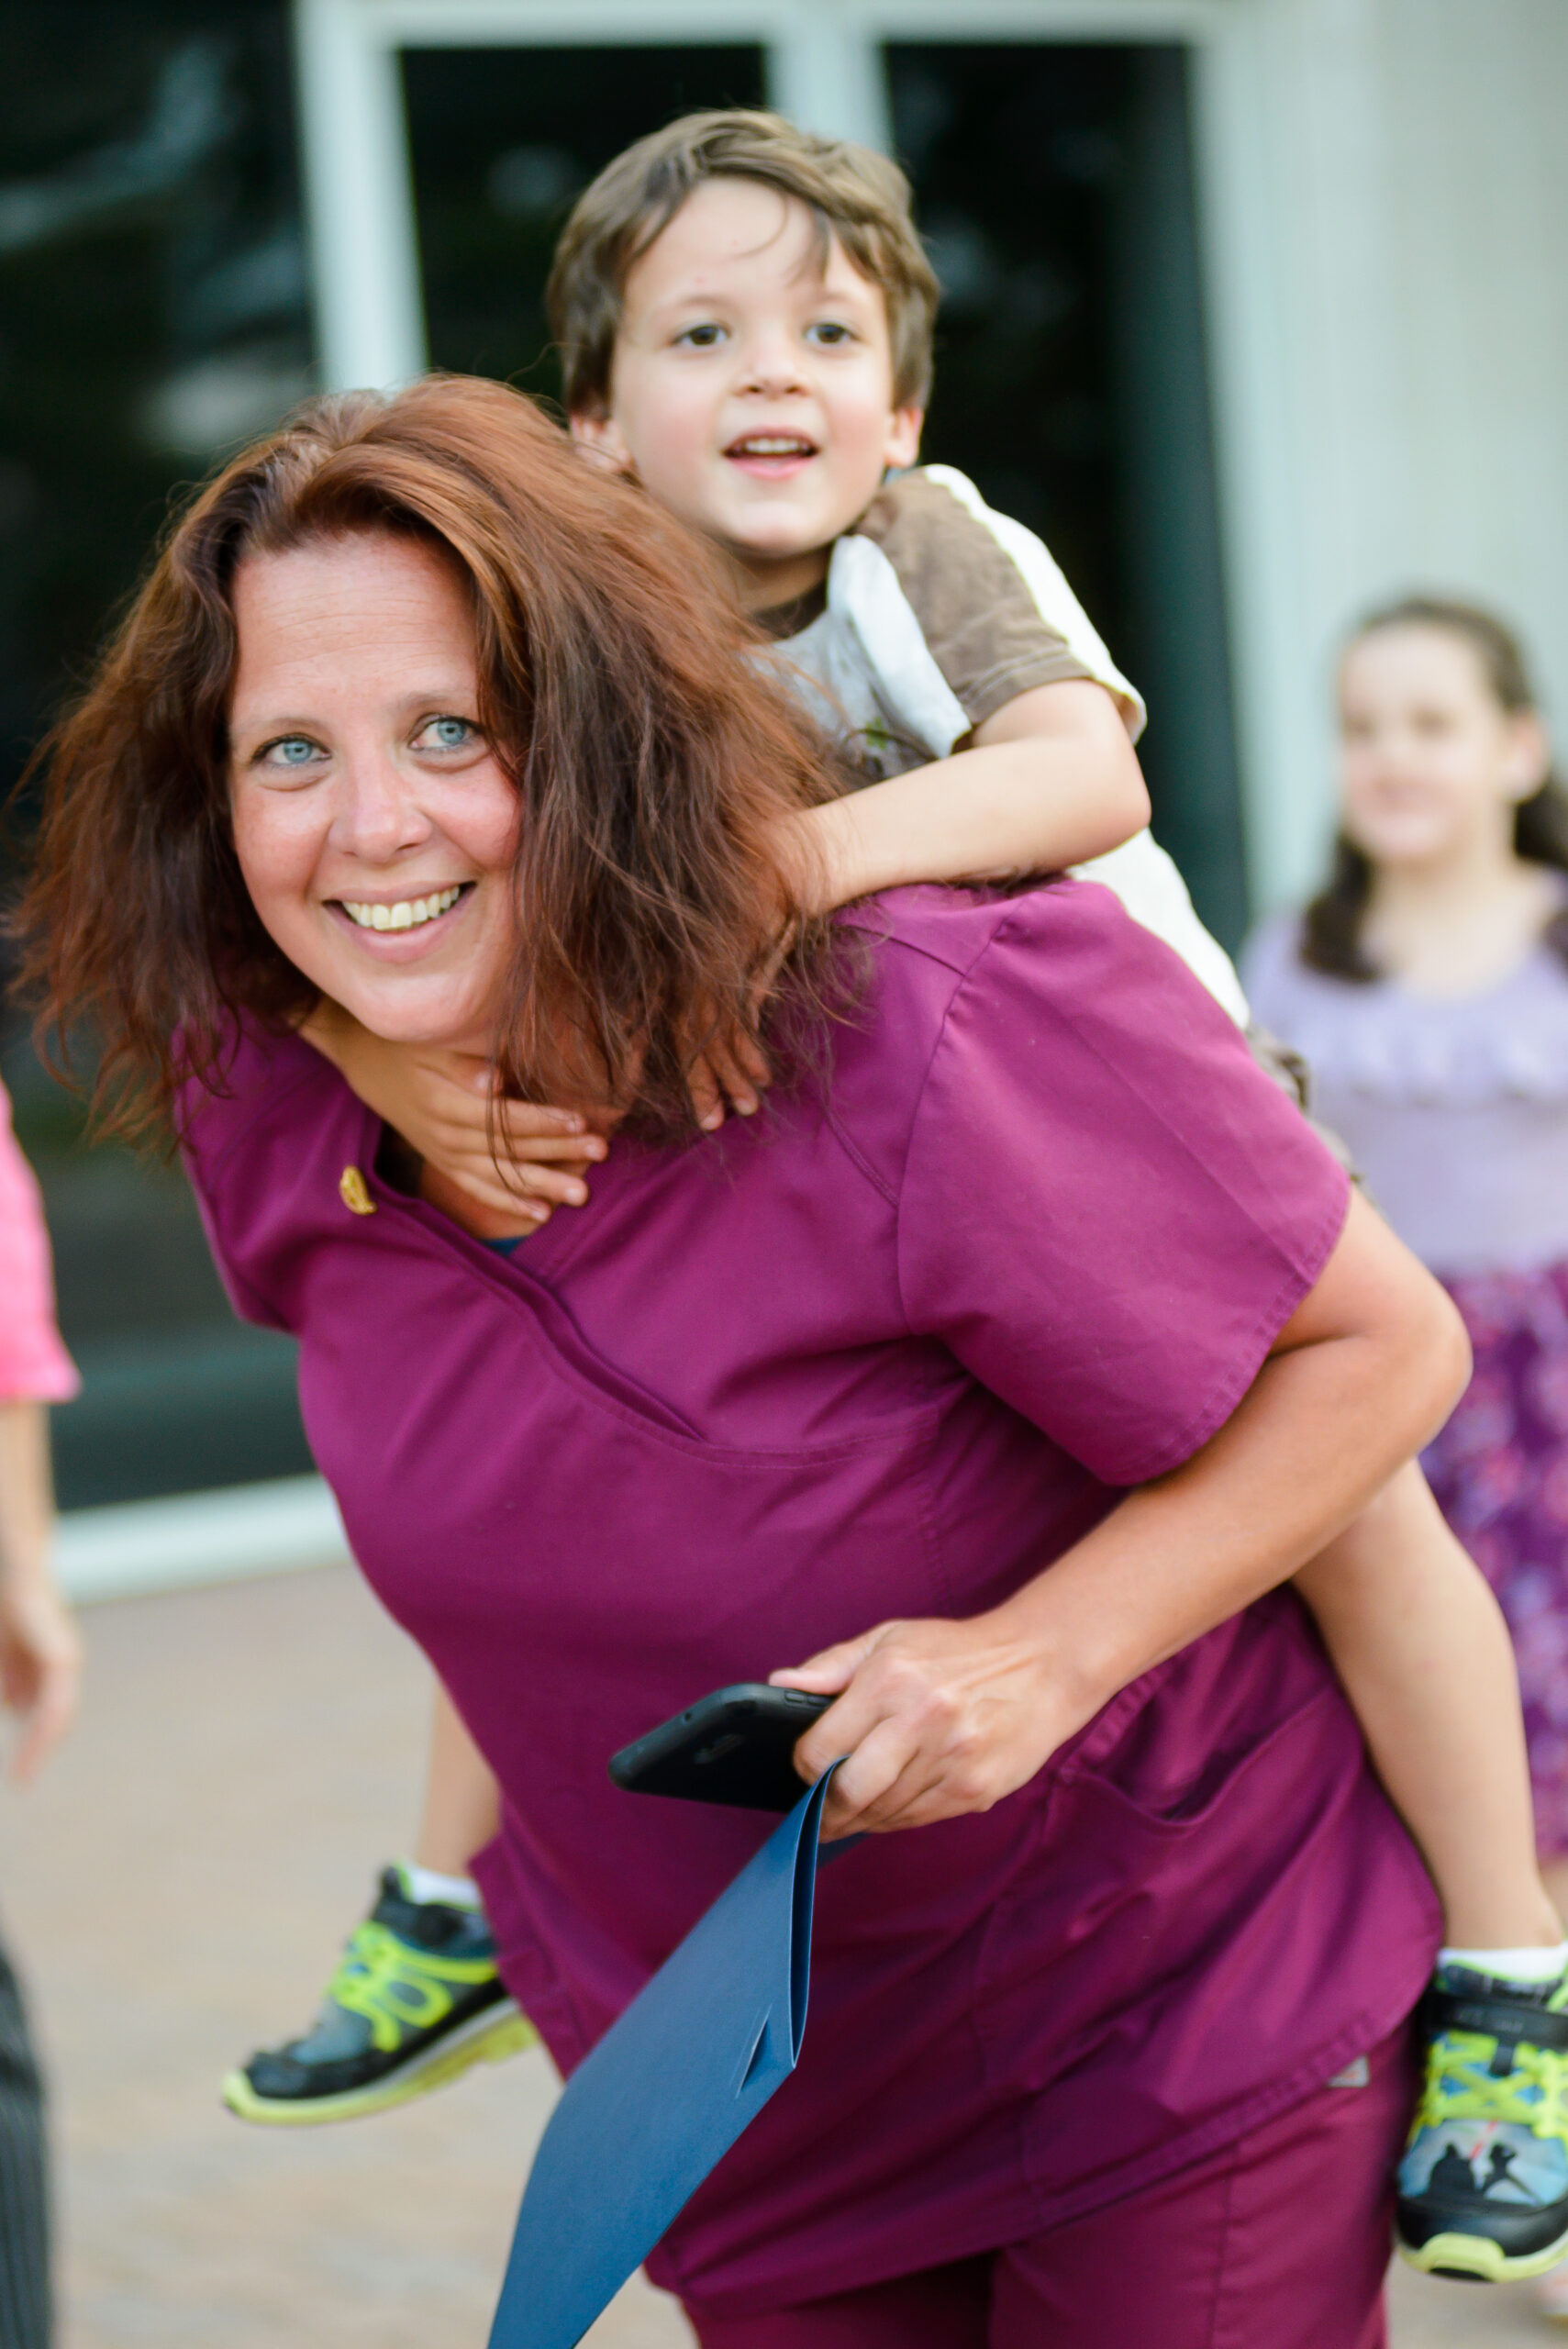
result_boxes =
[222,1865,536,2126]
[1396,1965,1568,2282]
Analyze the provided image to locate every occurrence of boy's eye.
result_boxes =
[415,715,480,752]
[674,322,727,350]
[806,320,856,348]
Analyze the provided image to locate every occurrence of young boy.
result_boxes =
[226,110,1568,2286]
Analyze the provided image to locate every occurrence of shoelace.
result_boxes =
[326,1920,496,2054]
[1416,2026,1568,2147]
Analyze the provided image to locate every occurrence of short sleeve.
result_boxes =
[895,885,1350,1485]
[0,1080,79,1403]
[855,469,1145,737]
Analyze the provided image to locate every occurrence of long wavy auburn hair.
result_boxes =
[16,373,844,1141]
[1302,594,1568,981]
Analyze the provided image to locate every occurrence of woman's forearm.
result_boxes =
[992,1197,1472,1738]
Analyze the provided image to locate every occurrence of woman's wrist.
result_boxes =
[983,1576,1129,1749]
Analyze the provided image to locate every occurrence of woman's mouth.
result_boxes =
[724,434,818,479]
[333,884,470,935]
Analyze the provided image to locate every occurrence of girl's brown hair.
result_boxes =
[1302,594,1568,981]
[17,373,840,1139]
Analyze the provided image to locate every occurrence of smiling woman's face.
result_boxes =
[228,531,519,1053]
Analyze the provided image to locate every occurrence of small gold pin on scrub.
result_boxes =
[339,1165,376,1216]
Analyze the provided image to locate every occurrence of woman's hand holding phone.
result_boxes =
[770,1613,1077,1842]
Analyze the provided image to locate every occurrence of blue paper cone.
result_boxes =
[488,1766,839,2349]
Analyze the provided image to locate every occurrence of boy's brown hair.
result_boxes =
[547,109,939,416]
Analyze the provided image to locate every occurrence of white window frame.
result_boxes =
[291,0,1314,911]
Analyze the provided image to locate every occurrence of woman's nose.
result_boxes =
[329,756,432,861]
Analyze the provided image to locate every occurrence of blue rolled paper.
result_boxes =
[488,1765,839,2349]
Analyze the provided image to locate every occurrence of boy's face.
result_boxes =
[573,177,923,608]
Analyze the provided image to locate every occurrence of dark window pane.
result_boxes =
[403,44,766,396]
[886,43,1246,948]
[0,1,315,1505]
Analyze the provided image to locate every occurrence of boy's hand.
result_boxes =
[682,929,798,1131]
[375,1051,606,1223]
[0,1570,81,1785]
[302,1004,606,1224]
[685,1019,772,1130]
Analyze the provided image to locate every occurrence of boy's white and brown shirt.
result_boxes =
[760,463,1249,1025]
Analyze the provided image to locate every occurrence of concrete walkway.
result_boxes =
[0,1564,1546,2345]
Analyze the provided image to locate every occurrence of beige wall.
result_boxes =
[1229,0,1568,907]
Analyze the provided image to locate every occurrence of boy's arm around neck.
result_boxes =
[299,999,606,1225]
[789,679,1150,911]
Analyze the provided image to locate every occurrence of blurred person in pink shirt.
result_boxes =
[0,1068,80,2349]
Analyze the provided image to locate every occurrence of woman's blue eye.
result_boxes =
[265,737,321,767]
[421,717,475,751]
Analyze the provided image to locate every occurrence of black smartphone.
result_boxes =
[608,1683,834,1812]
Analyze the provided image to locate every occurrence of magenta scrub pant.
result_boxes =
[684,2028,1411,2349]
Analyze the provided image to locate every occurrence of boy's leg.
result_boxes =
[414,1679,501,1875]
[1294,1464,1568,2277]
[991,2025,1412,2349]
[0,1931,50,2349]
[1294,1461,1558,1948]
[223,1681,529,2126]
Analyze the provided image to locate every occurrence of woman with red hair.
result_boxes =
[21,376,1463,2345]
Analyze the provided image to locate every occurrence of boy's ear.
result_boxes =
[884,405,923,472]
[570,406,636,475]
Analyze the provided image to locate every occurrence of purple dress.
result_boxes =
[1245,914,1568,1853]
[182,884,1435,2311]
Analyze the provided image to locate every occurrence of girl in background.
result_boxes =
[1244,596,1568,2316]
[0,1069,81,2349]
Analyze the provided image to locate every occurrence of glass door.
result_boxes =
[883,39,1246,948]
[401,42,767,395]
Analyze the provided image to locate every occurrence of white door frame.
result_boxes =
[291,0,1314,909]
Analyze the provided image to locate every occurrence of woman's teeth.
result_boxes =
[341,885,462,932]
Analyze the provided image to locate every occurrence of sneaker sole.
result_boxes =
[1398,2222,1568,2284]
[220,1999,538,2127]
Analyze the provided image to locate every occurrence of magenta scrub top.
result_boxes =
[181,882,1437,2313]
